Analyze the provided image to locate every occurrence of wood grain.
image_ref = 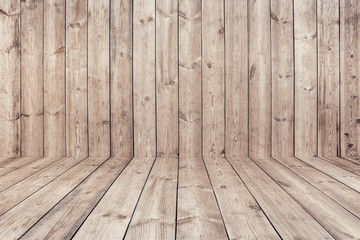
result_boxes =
[0,0,20,158]
[20,0,44,157]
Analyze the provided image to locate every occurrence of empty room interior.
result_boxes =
[1,0,360,239]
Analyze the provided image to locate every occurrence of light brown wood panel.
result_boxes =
[0,0,20,158]
[340,0,360,160]
[225,0,248,157]
[178,0,202,157]
[271,0,294,157]
[88,0,110,157]
[317,0,340,158]
[156,0,178,157]
[133,0,156,157]
[248,0,271,157]
[294,0,318,157]
[66,0,88,158]
[44,0,66,157]
[202,0,225,158]
[110,0,133,158]
[20,0,44,157]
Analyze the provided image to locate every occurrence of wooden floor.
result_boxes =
[1,156,360,239]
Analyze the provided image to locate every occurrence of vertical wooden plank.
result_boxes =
[318,0,340,158]
[202,0,225,158]
[66,0,88,158]
[110,0,133,158]
[340,0,360,160]
[133,0,156,157]
[249,0,271,157]
[88,0,110,157]
[43,0,65,157]
[21,0,44,157]
[0,1,20,157]
[294,0,318,157]
[156,0,178,157]
[225,0,248,157]
[178,0,202,157]
[271,0,294,156]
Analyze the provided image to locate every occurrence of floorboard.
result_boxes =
[21,157,130,239]
[72,157,156,239]
[0,157,108,239]
[227,157,333,239]
[0,156,41,176]
[176,157,228,240]
[320,156,360,176]
[251,156,360,239]
[203,157,279,239]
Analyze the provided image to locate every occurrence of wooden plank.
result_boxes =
[178,0,202,157]
[271,0,294,156]
[0,156,87,215]
[110,0,133,158]
[43,0,66,157]
[340,0,360,160]
[0,0,20,158]
[156,0,178,157]
[248,0,271,157]
[177,157,228,239]
[317,0,340,158]
[298,156,360,192]
[66,0,88,158]
[252,156,360,239]
[73,157,155,239]
[21,157,129,239]
[225,0,248,157]
[126,157,178,239]
[0,157,39,176]
[0,156,62,192]
[133,0,156,157]
[202,0,225,158]
[228,157,333,239]
[203,157,279,239]
[275,156,360,218]
[88,0,110,157]
[294,0,318,157]
[20,0,44,157]
[0,157,108,239]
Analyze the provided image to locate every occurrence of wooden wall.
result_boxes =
[0,0,358,160]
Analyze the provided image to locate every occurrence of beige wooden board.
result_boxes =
[340,0,360,160]
[225,0,248,157]
[0,156,62,192]
[110,0,133,158]
[203,157,279,239]
[66,0,88,158]
[21,157,129,239]
[298,156,360,192]
[294,0,318,157]
[177,157,228,239]
[275,156,360,218]
[0,157,108,239]
[252,156,360,239]
[228,157,333,239]
[0,0,20,158]
[317,0,340,158]
[271,0,294,156]
[43,0,66,157]
[0,156,87,215]
[202,0,225,158]
[178,0,202,157]
[126,157,178,239]
[73,157,155,239]
[248,0,271,157]
[156,0,178,157]
[133,0,156,157]
[88,0,110,157]
[20,0,44,157]
[0,156,39,176]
